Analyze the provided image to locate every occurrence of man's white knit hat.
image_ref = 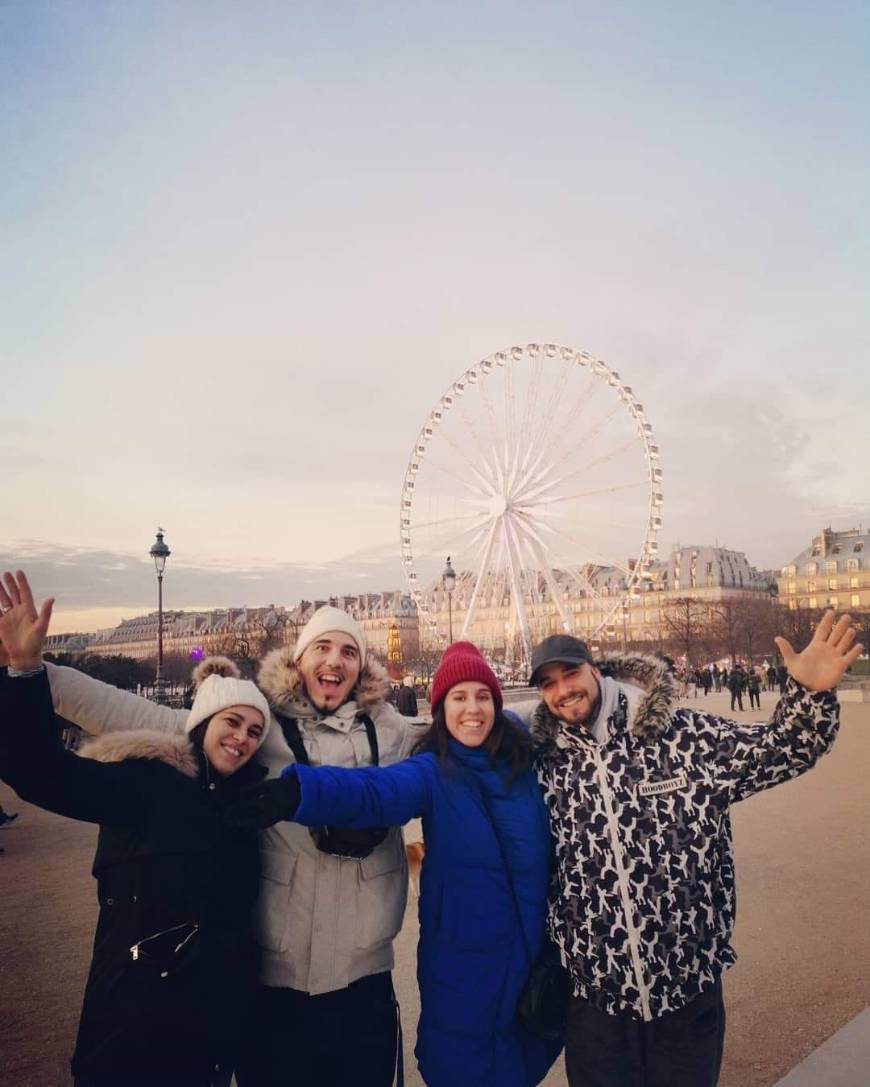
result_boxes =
[293,605,367,663]
[186,673,272,744]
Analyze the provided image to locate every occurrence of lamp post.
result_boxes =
[149,528,171,703]
[442,556,457,644]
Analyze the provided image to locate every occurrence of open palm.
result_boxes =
[774,611,863,692]
[0,571,54,670]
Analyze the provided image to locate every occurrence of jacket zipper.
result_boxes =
[592,746,652,1021]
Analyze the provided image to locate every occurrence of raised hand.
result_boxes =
[0,571,54,671]
[774,611,863,692]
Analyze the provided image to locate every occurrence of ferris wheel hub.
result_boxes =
[488,494,508,517]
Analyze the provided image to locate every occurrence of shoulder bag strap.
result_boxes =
[358,712,380,766]
[275,712,380,768]
[274,713,310,766]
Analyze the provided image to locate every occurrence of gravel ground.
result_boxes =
[1,688,867,1086]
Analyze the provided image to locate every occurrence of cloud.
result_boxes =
[0,537,408,623]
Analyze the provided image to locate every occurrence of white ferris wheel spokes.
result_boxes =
[400,344,662,674]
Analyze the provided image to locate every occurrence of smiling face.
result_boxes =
[537,661,602,728]
[442,681,496,748]
[297,631,362,711]
[202,705,265,776]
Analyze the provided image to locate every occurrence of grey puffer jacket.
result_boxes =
[514,654,839,1021]
[44,650,430,995]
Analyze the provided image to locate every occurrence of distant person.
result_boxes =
[712,664,722,692]
[778,663,789,694]
[396,674,418,716]
[727,666,745,712]
[747,668,761,710]
[766,664,778,692]
[700,668,712,697]
[0,570,271,1087]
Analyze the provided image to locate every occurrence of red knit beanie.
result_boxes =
[430,642,503,715]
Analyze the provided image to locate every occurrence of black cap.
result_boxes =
[529,634,593,686]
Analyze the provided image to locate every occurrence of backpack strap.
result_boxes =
[275,711,380,767]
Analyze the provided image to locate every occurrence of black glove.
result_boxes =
[225,774,301,829]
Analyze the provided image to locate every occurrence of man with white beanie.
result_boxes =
[40,603,430,1087]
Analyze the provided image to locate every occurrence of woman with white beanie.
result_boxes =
[0,570,271,1087]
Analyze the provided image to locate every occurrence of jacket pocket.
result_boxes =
[355,833,408,950]
[254,848,297,953]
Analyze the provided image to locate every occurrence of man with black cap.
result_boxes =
[515,614,860,1087]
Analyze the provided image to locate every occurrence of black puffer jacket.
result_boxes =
[529,654,839,1021]
[0,669,264,1087]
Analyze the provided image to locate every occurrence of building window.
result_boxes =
[852,594,861,607]
[854,542,864,552]
[825,561,837,574]
[847,558,860,571]
[805,563,817,575]
[809,597,817,609]
[829,596,838,608]
[788,581,796,594]
[828,579,837,591]
[851,577,859,589]
[808,580,816,593]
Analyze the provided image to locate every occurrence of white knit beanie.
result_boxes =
[186,673,272,744]
[292,605,367,663]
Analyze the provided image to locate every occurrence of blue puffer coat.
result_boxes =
[288,742,561,1087]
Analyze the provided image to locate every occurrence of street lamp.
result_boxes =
[442,556,457,644]
[149,528,171,703]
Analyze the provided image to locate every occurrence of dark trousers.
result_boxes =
[235,972,399,1087]
[730,691,744,711]
[565,980,726,1087]
[748,689,760,710]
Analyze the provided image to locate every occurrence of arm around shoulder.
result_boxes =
[45,660,187,737]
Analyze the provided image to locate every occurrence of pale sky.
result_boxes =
[2,1,868,632]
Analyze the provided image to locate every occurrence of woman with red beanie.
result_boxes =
[230,641,562,1087]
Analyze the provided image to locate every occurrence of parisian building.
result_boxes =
[75,593,421,667]
[418,544,773,657]
[777,526,870,611]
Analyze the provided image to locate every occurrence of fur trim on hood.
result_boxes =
[192,655,240,688]
[530,652,680,753]
[77,730,199,779]
[257,643,391,712]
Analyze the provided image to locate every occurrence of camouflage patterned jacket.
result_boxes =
[527,654,839,1021]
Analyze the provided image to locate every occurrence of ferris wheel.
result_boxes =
[399,343,662,673]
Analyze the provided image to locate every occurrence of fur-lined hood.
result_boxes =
[257,644,392,713]
[77,730,199,779]
[530,652,680,753]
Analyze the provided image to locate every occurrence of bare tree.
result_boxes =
[661,597,712,666]
[735,595,779,664]
[775,604,821,660]
[710,598,743,663]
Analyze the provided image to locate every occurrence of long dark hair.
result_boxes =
[414,704,534,784]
